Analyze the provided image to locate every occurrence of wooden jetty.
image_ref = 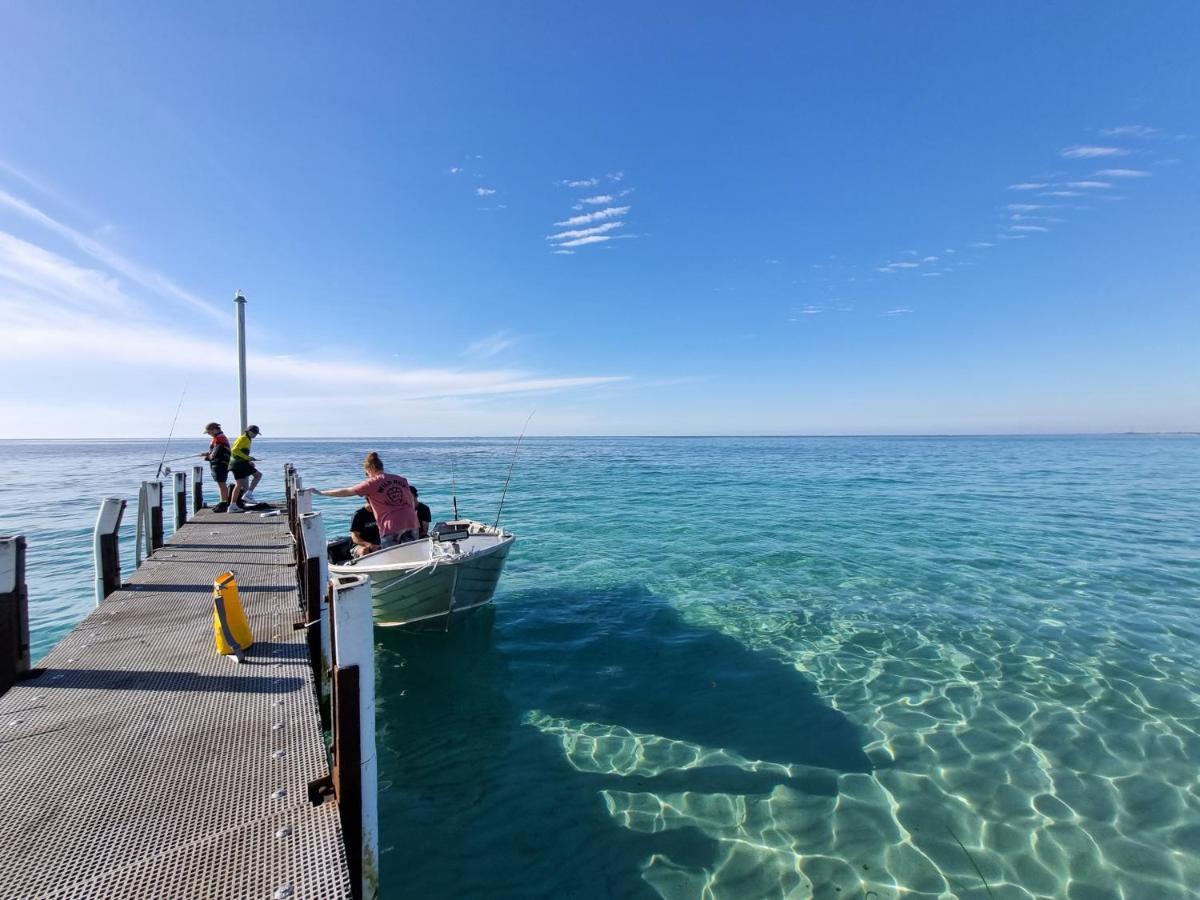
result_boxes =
[0,468,376,899]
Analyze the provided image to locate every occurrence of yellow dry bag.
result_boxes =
[213,571,254,659]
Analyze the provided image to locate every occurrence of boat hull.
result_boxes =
[330,528,514,627]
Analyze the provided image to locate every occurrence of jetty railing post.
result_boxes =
[0,535,31,695]
[192,464,205,513]
[135,481,163,565]
[300,511,332,708]
[143,480,164,554]
[173,471,187,532]
[331,574,378,900]
[93,498,126,605]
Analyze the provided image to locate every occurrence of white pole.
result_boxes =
[299,510,332,705]
[297,486,313,515]
[332,574,378,900]
[235,291,248,434]
[93,498,125,605]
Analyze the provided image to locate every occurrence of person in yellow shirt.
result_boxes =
[228,425,263,511]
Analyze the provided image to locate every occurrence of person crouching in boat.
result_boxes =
[317,452,420,547]
[349,501,380,558]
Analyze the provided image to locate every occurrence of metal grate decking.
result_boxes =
[0,509,352,900]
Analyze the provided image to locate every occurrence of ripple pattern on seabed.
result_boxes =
[6,435,1200,899]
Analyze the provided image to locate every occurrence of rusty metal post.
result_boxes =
[331,574,378,900]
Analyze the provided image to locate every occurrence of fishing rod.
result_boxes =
[154,386,188,479]
[155,454,202,466]
[493,410,534,529]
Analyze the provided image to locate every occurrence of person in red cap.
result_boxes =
[201,422,232,511]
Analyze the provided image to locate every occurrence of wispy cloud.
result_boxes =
[554,206,630,227]
[607,172,625,182]
[1100,125,1160,138]
[579,195,614,205]
[552,249,575,256]
[921,272,943,277]
[1060,145,1128,159]
[1096,168,1150,178]
[1040,190,1083,197]
[1066,180,1111,189]
[881,308,912,316]
[463,330,518,359]
[449,167,463,174]
[0,186,227,324]
[556,235,612,248]
[1009,224,1048,232]
[1008,203,1048,211]
[1008,183,1048,190]
[970,241,995,248]
[560,177,598,188]
[547,222,624,242]
[476,187,496,197]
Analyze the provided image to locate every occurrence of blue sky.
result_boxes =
[1,2,1197,437]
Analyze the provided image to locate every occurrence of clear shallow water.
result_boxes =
[4,436,1200,899]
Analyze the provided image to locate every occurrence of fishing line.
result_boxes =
[155,386,188,479]
[494,410,534,529]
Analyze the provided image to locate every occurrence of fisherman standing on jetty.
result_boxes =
[228,425,263,511]
[317,452,419,545]
[201,422,233,512]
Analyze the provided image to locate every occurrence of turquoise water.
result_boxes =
[4,436,1200,898]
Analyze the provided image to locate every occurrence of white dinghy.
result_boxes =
[329,520,515,627]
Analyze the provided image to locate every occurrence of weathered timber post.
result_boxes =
[300,511,333,708]
[93,498,126,605]
[0,535,31,695]
[192,464,205,512]
[173,471,188,532]
[331,574,378,900]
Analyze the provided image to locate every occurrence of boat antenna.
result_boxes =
[155,385,188,479]
[494,410,534,529]
[451,456,459,521]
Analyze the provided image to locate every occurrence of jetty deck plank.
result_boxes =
[0,509,352,900]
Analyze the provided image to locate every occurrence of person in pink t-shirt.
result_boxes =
[316,451,420,546]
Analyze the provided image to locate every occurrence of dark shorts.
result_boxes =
[230,460,257,480]
[210,463,229,482]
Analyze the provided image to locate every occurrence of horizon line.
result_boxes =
[1,431,1196,442]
